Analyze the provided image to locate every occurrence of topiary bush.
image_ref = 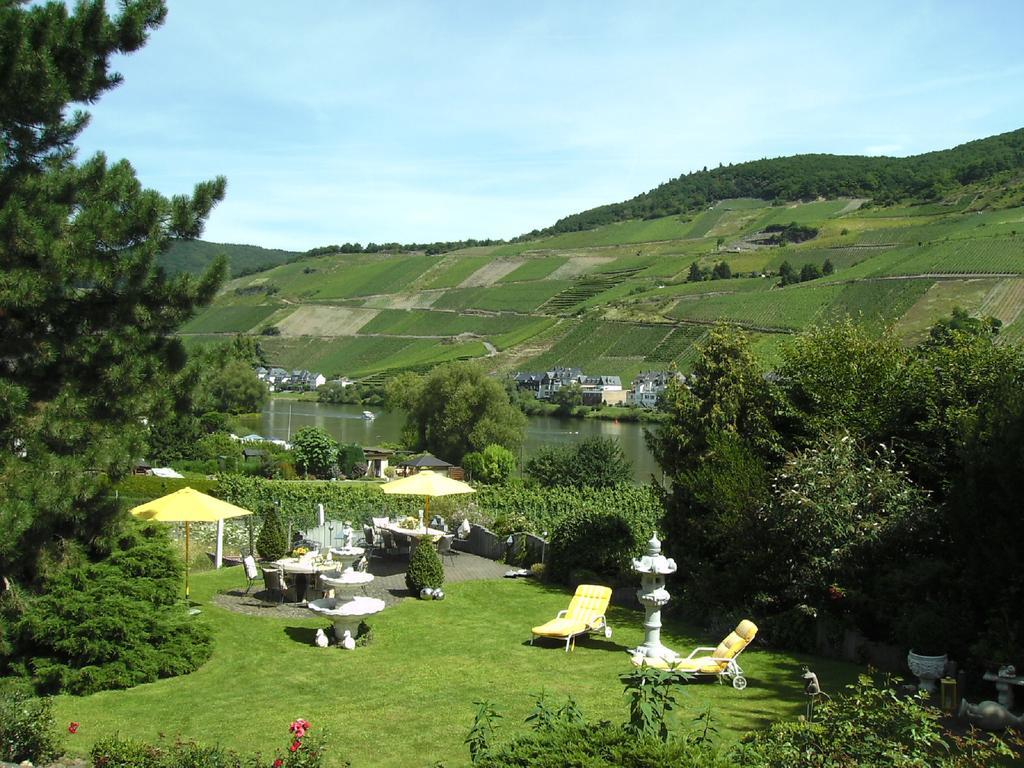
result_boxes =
[0,688,63,764]
[547,505,659,585]
[12,524,213,695]
[256,505,288,561]
[405,539,444,595]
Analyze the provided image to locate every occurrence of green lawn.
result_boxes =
[53,569,861,768]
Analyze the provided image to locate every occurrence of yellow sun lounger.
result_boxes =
[531,584,613,652]
[639,619,758,689]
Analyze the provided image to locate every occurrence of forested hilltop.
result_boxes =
[160,239,302,277]
[535,127,1024,236]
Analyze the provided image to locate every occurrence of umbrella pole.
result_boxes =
[185,521,191,604]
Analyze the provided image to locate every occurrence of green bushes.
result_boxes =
[256,506,288,561]
[216,476,662,544]
[470,676,1018,768]
[524,437,632,489]
[476,724,728,768]
[733,675,1018,767]
[405,539,444,594]
[90,728,333,768]
[12,524,212,695]
[546,503,659,584]
[0,689,63,764]
[463,444,517,484]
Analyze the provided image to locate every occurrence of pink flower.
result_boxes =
[68,722,80,734]
[289,718,310,738]
[290,740,302,752]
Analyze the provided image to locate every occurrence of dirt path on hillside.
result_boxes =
[458,259,523,287]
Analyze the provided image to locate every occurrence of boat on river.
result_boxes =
[362,410,375,420]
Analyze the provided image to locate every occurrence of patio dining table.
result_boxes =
[378,521,445,555]
[273,556,341,602]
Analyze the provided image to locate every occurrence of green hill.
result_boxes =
[536,127,1024,235]
[180,129,1024,383]
[160,239,302,277]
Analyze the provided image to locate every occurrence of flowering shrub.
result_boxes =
[272,718,330,768]
[0,689,63,764]
[89,720,338,767]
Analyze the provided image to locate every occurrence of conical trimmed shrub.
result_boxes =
[256,506,288,561]
[405,539,444,595]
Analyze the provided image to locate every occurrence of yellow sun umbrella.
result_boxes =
[380,469,475,517]
[130,487,253,602]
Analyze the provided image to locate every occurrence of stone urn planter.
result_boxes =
[907,650,947,694]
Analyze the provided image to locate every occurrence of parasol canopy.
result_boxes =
[380,469,474,516]
[131,487,253,602]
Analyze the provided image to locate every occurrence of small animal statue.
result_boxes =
[958,698,1024,731]
[802,667,830,721]
[340,629,356,651]
[314,628,329,648]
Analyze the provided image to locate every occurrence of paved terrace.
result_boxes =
[212,550,510,618]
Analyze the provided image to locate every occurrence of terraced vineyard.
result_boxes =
[538,266,646,313]
[181,194,1024,381]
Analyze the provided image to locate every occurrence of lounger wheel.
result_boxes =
[604,626,613,639]
[732,675,747,690]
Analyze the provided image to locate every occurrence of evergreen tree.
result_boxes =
[799,262,822,282]
[711,261,732,280]
[822,258,835,275]
[778,260,798,286]
[0,1,227,585]
[686,261,704,282]
[256,506,288,561]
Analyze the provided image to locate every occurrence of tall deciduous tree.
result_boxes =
[0,0,227,585]
[387,361,525,464]
[291,427,338,479]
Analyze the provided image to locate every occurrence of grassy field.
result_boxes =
[183,193,1024,380]
[53,568,862,768]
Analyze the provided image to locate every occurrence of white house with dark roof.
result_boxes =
[627,371,684,408]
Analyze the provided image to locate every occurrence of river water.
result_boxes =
[242,400,662,482]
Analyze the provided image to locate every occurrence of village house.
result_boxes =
[536,367,584,400]
[627,370,684,408]
[254,366,326,392]
[580,375,625,406]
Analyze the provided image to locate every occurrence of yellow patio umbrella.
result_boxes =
[130,487,253,603]
[380,469,475,518]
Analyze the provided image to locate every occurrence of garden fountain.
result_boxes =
[307,547,384,645]
[629,533,680,667]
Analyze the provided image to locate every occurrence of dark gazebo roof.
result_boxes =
[397,452,453,469]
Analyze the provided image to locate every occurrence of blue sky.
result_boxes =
[75,1,1024,250]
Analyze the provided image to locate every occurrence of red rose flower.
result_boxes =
[290,740,301,752]
[273,760,283,768]
[68,722,80,734]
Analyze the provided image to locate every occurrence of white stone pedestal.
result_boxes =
[630,534,680,666]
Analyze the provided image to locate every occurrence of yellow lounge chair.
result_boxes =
[531,584,613,652]
[638,619,758,689]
